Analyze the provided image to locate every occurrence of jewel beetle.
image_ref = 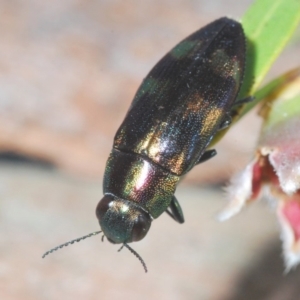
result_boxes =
[43,17,247,272]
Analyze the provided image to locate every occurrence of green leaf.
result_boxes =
[257,67,300,130]
[240,0,300,99]
[210,0,300,146]
[245,67,300,119]
[265,94,300,129]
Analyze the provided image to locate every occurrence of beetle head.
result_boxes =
[96,194,152,244]
[42,193,150,272]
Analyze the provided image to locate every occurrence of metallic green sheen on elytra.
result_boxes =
[96,17,246,245]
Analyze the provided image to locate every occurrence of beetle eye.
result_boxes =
[131,212,151,242]
[96,194,114,221]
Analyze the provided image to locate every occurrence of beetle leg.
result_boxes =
[165,196,184,224]
[218,95,253,132]
[230,96,255,118]
[233,95,255,106]
[196,149,217,165]
[218,114,232,130]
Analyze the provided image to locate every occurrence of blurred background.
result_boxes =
[1,0,300,299]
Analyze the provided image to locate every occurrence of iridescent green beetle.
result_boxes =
[43,17,247,272]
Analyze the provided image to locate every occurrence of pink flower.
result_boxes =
[219,68,300,270]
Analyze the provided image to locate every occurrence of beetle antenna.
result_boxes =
[117,244,125,252]
[122,243,148,273]
[42,231,102,258]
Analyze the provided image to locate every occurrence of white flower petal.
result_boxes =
[277,201,300,271]
[218,159,256,221]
